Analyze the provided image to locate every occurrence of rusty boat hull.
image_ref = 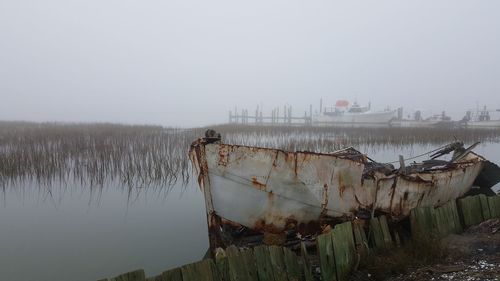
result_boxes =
[189,137,487,248]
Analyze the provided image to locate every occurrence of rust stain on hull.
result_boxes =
[251,176,266,190]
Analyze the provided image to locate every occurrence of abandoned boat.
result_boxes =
[189,130,499,250]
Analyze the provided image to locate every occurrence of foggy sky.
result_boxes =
[1,0,499,127]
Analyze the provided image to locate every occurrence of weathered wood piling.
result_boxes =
[99,194,500,281]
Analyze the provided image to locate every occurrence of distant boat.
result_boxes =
[462,107,500,128]
[391,110,455,128]
[313,100,396,126]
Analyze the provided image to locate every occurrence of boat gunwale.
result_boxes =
[192,140,487,177]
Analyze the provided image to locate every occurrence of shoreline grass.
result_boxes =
[1,121,499,188]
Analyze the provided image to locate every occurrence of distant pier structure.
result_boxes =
[229,104,314,125]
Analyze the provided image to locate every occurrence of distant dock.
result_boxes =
[229,105,313,126]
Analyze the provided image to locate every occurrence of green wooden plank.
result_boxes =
[369,217,384,249]
[409,208,418,237]
[254,246,275,281]
[301,256,314,281]
[421,207,435,233]
[489,196,500,218]
[410,207,435,238]
[458,196,483,227]
[433,205,449,236]
[378,216,393,247]
[432,206,444,236]
[208,259,222,281]
[144,275,158,281]
[317,232,336,281]
[479,194,492,220]
[410,208,421,237]
[226,245,252,281]
[441,201,458,235]
[447,200,463,233]
[180,259,218,281]
[433,202,465,237]
[331,222,356,281]
[240,248,259,281]
[160,267,182,281]
[393,230,401,247]
[269,246,288,281]
[283,248,301,281]
[300,242,311,270]
[352,222,369,262]
[300,242,314,281]
[352,222,368,251]
[145,274,160,281]
[112,269,146,281]
[215,257,230,281]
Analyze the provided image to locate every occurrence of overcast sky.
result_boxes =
[1,0,499,127]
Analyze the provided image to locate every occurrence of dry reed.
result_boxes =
[214,124,500,152]
[1,121,498,188]
[0,121,202,188]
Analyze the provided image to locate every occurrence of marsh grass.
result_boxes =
[0,121,202,188]
[1,121,499,188]
[214,124,500,152]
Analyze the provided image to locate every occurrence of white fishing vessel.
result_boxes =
[462,107,500,128]
[391,110,454,128]
[312,100,396,126]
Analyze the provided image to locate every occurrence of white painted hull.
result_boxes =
[390,120,443,128]
[190,140,485,234]
[466,120,500,128]
[313,110,396,125]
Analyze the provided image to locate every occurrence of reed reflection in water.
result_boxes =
[0,180,207,281]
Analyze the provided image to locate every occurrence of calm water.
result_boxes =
[0,181,207,281]
[0,142,499,281]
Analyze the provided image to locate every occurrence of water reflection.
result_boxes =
[0,181,207,281]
